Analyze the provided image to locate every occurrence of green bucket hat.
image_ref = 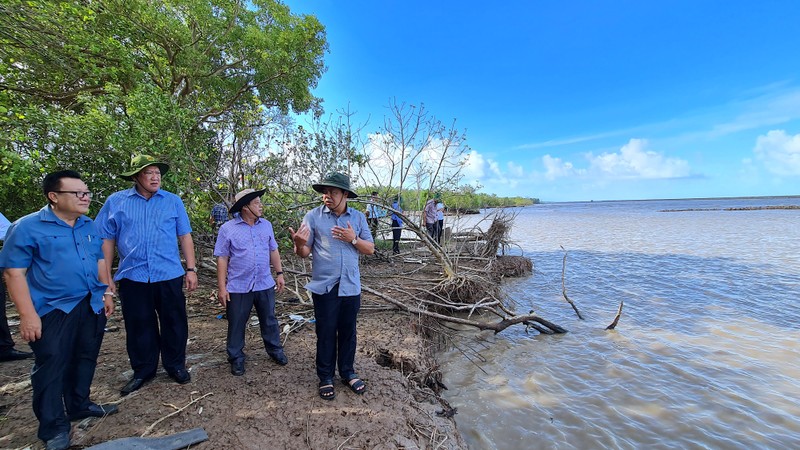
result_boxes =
[312,172,358,198]
[120,154,170,181]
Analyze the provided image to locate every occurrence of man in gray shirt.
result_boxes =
[290,173,374,400]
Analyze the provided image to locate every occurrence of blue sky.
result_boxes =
[284,1,800,202]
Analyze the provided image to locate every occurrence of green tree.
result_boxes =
[0,0,327,216]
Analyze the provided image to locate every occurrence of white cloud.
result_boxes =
[753,130,800,176]
[507,161,524,177]
[463,150,485,179]
[542,154,577,180]
[463,150,530,188]
[587,139,691,179]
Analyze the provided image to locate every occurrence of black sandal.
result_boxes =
[342,377,366,395]
[319,382,335,400]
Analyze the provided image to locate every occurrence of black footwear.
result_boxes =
[342,377,367,395]
[230,361,245,376]
[269,352,288,366]
[120,375,155,396]
[44,432,70,450]
[0,348,34,362]
[318,381,335,400]
[168,368,191,384]
[69,403,119,421]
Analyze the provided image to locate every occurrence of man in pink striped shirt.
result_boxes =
[213,188,286,376]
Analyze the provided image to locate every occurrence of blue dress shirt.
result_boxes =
[95,187,192,282]
[302,205,373,296]
[0,212,10,240]
[391,201,403,225]
[0,206,106,316]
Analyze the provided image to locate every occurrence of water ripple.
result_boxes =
[442,200,800,449]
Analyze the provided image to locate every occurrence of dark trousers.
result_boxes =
[226,287,282,363]
[426,222,437,239]
[391,219,402,254]
[0,280,15,353]
[312,284,360,383]
[119,277,187,378]
[368,217,378,238]
[29,294,105,441]
[437,219,444,244]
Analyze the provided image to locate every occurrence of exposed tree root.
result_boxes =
[362,286,566,335]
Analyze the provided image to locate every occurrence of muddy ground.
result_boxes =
[0,256,468,450]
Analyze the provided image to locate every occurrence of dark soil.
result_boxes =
[0,262,465,449]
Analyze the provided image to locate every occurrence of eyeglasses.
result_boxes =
[53,191,93,199]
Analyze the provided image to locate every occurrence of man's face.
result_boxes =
[321,187,346,210]
[50,177,91,216]
[135,165,162,194]
[244,197,263,217]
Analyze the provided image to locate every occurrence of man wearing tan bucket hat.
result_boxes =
[95,154,197,396]
[213,188,287,376]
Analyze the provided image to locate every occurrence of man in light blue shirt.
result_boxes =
[95,155,197,396]
[366,191,386,237]
[436,197,445,244]
[0,211,34,362]
[290,173,374,400]
[1,170,116,450]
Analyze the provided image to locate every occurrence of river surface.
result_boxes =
[438,197,800,450]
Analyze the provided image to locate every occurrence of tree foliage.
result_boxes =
[0,0,327,218]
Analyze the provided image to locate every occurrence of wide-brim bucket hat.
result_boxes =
[120,154,170,181]
[229,188,267,214]
[312,172,358,198]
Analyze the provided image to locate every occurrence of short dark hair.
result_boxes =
[371,191,378,195]
[43,170,82,203]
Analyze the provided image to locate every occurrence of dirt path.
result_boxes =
[0,287,465,449]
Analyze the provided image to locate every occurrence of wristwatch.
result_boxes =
[351,237,358,245]
[186,267,197,273]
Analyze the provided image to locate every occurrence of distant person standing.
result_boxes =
[436,197,445,245]
[210,201,229,233]
[424,194,437,239]
[1,170,117,450]
[214,188,287,376]
[0,211,34,363]
[366,191,385,238]
[96,154,197,396]
[289,173,374,400]
[390,196,403,254]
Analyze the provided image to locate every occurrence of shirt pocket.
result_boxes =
[258,234,273,251]
[159,212,178,234]
[39,232,75,264]
[84,232,103,260]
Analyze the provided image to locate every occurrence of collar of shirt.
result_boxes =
[322,205,356,217]
[37,205,89,228]
[232,215,263,226]
[125,186,165,200]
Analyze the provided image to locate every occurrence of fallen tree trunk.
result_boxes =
[362,286,567,334]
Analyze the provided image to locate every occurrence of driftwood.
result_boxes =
[141,392,213,437]
[362,286,566,334]
[559,246,584,320]
[606,300,624,330]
